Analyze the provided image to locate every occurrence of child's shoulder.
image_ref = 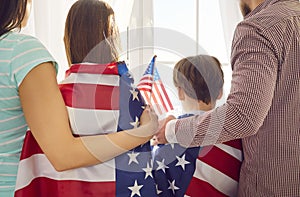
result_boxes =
[177,110,205,119]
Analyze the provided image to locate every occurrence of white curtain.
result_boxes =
[197,0,242,64]
[218,0,243,63]
[217,0,243,105]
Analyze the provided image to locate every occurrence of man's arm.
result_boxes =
[158,23,278,147]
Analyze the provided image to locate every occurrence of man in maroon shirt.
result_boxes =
[156,0,300,196]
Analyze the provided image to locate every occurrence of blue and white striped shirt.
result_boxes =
[0,32,57,196]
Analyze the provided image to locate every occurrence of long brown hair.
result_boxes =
[64,0,120,65]
[0,0,27,36]
[173,55,224,104]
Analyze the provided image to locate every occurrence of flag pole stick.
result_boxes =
[149,55,157,104]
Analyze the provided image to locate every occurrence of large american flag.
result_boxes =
[153,113,243,197]
[14,62,157,197]
[137,56,173,116]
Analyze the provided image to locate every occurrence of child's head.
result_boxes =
[64,0,120,65]
[173,55,224,109]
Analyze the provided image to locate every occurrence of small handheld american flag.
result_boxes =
[137,56,174,116]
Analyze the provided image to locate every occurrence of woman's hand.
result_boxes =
[139,105,159,136]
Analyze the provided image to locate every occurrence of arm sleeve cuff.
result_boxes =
[165,119,178,143]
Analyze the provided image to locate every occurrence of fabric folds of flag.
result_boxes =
[14,62,157,197]
[153,113,243,197]
[137,56,173,116]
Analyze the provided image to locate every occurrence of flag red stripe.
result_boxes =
[139,75,153,81]
[14,177,115,197]
[59,83,119,110]
[137,82,153,87]
[158,80,174,110]
[151,93,163,114]
[199,145,241,181]
[19,131,43,160]
[19,131,82,160]
[66,62,119,77]
[185,177,228,197]
[153,83,168,112]
[143,92,151,105]
[223,140,243,150]
[138,87,151,92]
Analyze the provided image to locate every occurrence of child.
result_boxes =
[153,55,243,197]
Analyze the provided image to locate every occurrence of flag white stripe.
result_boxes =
[147,92,160,112]
[141,91,165,116]
[139,74,153,80]
[152,89,167,113]
[15,154,116,191]
[137,79,153,86]
[193,159,238,197]
[60,73,119,86]
[136,84,152,91]
[142,90,164,115]
[153,83,172,111]
[140,92,150,104]
[214,144,243,161]
[67,107,119,135]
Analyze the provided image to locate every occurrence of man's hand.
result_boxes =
[153,115,176,144]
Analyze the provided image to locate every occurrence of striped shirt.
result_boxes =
[0,32,57,196]
[165,0,300,196]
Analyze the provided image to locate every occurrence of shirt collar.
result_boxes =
[244,0,289,19]
[183,110,206,116]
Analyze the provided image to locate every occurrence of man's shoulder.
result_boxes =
[239,1,300,31]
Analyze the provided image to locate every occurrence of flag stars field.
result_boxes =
[127,151,140,165]
[129,117,139,129]
[170,143,175,149]
[142,162,153,179]
[156,158,169,173]
[168,179,180,194]
[130,88,139,101]
[128,180,143,197]
[156,184,163,195]
[175,154,190,170]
